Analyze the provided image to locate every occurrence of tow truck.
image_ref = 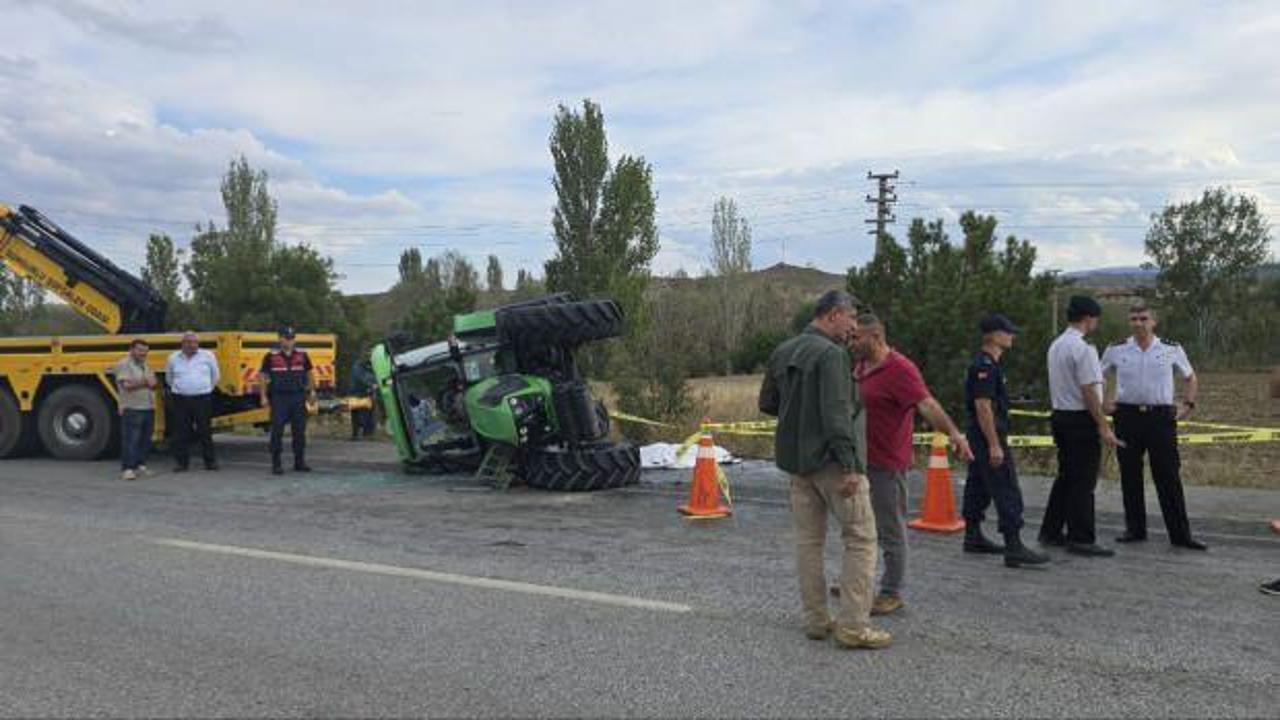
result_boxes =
[0,203,339,460]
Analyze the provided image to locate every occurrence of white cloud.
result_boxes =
[1,0,1277,298]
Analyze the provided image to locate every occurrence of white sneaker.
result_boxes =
[121,469,137,481]
[137,465,151,476]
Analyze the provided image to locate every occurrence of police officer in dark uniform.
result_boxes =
[259,327,316,475]
[961,314,1050,568]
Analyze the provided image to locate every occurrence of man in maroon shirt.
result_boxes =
[850,313,973,615]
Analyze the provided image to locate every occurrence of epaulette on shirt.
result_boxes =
[1162,339,1180,346]
[1109,339,1127,347]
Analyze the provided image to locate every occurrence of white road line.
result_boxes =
[147,537,693,614]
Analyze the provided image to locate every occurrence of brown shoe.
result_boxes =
[805,618,834,641]
[835,625,893,650]
[871,594,904,616]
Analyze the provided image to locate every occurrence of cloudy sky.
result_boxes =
[2,0,1278,294]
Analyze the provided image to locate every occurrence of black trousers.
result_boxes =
[171,393,215,468]
[1114,405,1191,541]
[962,432,1025,534]
[269,393,307,465]
[1041,410,1101,544]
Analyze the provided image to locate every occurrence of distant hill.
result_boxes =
[1064,266,1158,290]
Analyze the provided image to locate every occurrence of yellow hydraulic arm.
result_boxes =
[0,203,167,333]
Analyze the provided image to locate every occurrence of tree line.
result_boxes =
[0,101,1274,425]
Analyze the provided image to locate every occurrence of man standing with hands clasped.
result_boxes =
[759,290,890,651]
[1101,301,1207,550]
[1040,296,1122,557]
[113,338,158,481]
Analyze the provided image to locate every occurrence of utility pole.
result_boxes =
[865,170,900,249]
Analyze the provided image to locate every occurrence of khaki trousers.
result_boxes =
[790,463,878,631]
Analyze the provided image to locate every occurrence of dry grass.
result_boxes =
[614,371,1280,490]
[302,371,1277,489]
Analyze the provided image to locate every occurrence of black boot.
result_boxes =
[1004,531,1050,568]
[294,458,312,472]
[271,455,284,475]
[963,523,1004,554]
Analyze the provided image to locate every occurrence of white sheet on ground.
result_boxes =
[639,442,739,469]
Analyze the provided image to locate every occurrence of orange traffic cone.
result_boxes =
[678,428,731,519]
[907,433,965,533]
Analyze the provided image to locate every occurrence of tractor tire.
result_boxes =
[0,387,35,459]
[496,299,624,346]
[37,384,115,461]
[523,442,640,492]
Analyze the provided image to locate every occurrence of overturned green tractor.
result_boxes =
[370,294,640,491]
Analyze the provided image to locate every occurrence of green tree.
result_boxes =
[178,156,364,383]
[184,156,278,328]
[1145,186,1273,361]
[141,233,182,300]
[486,254,504,293]
[512,268,543,302]
[0,269,45,334]
[391,250,479,344]
[847,213,1057,413]
[141,232,194,329]
[709,196,753,374]
[397,247,425,288]
[544,99,659,374]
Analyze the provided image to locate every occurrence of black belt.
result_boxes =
[1116,403,1174,413]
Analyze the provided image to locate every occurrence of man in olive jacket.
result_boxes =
[759,290,890,651]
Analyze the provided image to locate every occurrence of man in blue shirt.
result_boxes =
[961,314,1049,568]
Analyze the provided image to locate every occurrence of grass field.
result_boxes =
[625,371,1280,490]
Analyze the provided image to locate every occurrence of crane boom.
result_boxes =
[0,203,167,333]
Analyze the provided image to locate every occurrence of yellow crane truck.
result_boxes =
[0,203,339,460]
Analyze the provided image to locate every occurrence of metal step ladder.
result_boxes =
[475,444,517,489]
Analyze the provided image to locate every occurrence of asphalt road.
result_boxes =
[1,437,1276,718]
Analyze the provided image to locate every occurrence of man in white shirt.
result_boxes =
[165,331,220,472]
[1101,302,1206,550]
[1040,296,1121,557]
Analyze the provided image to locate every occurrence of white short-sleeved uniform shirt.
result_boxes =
[1100,336,1193,406]
[1047,326,1103,411]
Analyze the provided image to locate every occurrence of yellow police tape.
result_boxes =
[612,411,1280,447]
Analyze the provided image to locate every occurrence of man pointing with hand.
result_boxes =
[759,290,890,651]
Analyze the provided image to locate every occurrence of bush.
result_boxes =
[731,329,790,374]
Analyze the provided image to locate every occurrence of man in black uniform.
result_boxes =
[961,314,1050,568]
[259,327,316,475]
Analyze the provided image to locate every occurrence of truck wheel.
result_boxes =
[523,442,640,491]
[0,388,34,459]
[496,299,624,346]
[37,384,115,460]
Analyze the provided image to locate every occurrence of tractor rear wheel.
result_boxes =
[496,299,624,346]
[523,441,640,491]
